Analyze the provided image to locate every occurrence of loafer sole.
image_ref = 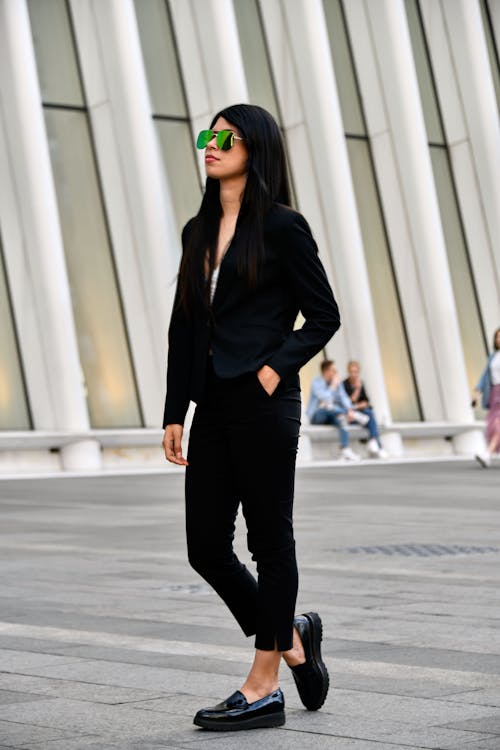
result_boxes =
[194,710,286,731]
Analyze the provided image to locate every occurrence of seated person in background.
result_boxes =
[343,360,388,459]
[307,359,371,462]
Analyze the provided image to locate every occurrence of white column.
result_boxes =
[259,0,349,392]
[170,0,248,180]
[69,0,180,427]
[440,0,500,295]
[0,0,100,470]
[266,0,393,428]
[419,0,500,340]
[344,0,444,420]
[489,1,500,52]
[363,0,482,452]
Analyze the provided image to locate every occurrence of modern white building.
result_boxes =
[0,0,499,472]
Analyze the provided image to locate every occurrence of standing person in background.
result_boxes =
[473,328,500,468]
[162,104,339,730]
[306,360,368,462]
[343,360,388,459]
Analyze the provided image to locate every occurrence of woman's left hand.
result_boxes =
[257,365,281,395]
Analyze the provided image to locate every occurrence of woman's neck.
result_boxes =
[219,175,246,220]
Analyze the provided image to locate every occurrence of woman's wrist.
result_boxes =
[257,364,281,394]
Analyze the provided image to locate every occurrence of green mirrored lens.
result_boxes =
[196,130,213,149]
[217,130,234,150]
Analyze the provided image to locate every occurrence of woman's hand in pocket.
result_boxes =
[256,365,281,396]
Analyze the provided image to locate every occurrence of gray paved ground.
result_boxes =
[0,460,499,749]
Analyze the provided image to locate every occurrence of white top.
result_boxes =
[491,351,500,385]
[209,265,220,304]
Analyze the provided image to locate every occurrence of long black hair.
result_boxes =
[177,104,292,316]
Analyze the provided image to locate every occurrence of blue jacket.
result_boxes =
[306,375,352,420]
[475,353,496,409]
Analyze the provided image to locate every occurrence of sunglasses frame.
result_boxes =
[196,129,244,151]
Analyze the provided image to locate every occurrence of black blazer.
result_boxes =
[162,203,341,427]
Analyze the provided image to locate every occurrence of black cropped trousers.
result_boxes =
[184,355,302,651]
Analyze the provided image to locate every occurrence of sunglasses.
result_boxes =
[196,129,244,151]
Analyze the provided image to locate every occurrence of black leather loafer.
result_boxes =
[290,612,329,710]
[193,688,285,731]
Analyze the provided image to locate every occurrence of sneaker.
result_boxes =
[366,438,389,459]
[351,411,370,426]
[341,447,361,462]
[475,451,491,468]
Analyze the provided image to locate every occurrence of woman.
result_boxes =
[474,327,500,468]
[343,360,388,459]
[162,104,340,731]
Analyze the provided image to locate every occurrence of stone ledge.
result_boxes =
[302,421,485,443]
[0,429,164,451]
[0,422,487,472]
[0,422,485,451]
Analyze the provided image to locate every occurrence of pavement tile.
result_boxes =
[329,657,500,690]
[181,728,427,749]
[22,647,250,678]
[1,465,500,750]
[0,637,74,654]
[0,650,88,673]
[440,688,500,707]
[0,673,169,705]
[8,662,234,699]
[331,644,500,676]
[442,715,500,733]
[330,672,477,699]
[316,688,496,725]
[0,698,196,736]
[284,709,491,747]
[382,729,495,749]
[440,741,500,750]
[125,693,230,717]
[0,720,92,746]
[14,739,188,750]
[0,691,47,706]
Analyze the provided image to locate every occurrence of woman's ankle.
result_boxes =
[240,647,282,702]
[282,625,306,667]
[240,676,279,703]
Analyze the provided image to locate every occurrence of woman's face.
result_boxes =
[348,364,360,380]
[203,117,248,182]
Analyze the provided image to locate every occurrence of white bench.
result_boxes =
[299,421,486,461]
[0,420,486,473]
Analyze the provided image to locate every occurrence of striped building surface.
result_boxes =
[0,0,499,471]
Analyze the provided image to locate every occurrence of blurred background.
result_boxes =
[0,0,499,472]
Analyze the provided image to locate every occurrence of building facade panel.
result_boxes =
[440,0,500,289]
[0,240,31,430]
[69,0,182,427]
[325,0,420,421]
[0,0,92,439]
[406,0,488,413]
[0,0,496,467]
[343,0,446,420]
